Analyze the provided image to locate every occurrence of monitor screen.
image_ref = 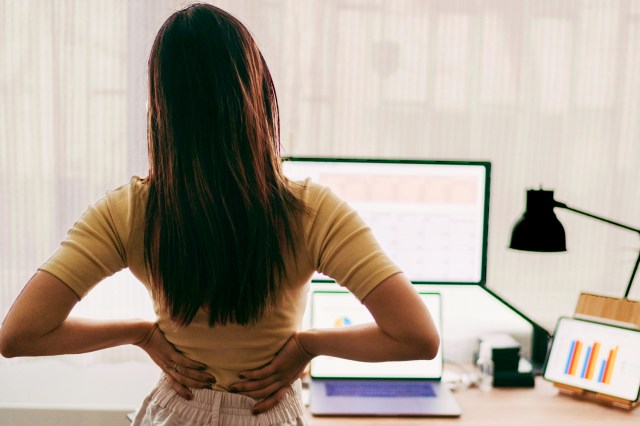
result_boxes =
[309,291,442,379]
[544,317,640,402]
[282,158,490,284]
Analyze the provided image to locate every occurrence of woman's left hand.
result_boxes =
[136,323,216,400]
[229,333,314,414]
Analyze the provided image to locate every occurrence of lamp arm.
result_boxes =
[625,251,640,299]
[555,202,640,234]
[556,201,640,299]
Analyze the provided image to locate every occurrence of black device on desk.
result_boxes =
[479,333,535,388]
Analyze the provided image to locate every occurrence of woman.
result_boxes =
[0,4,439,425]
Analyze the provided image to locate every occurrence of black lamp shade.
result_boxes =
[510,189,567,252]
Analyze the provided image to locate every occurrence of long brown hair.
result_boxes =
[144,3,302,326]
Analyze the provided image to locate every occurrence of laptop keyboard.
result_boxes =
[325,382,436,398]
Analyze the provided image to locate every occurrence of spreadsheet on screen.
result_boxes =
[282,158,490,284]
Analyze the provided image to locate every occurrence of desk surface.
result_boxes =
[306,378,639,425]
[0,361,637,425]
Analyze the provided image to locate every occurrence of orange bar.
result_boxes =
[569,341,583,376]
[603,346,619,385]
[586,342,601,380]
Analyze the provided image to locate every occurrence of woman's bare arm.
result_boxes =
[0,271,150,356]
[0,271,215,399]
[300,272,440,361]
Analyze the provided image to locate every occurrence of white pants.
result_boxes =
[132,375,307,426]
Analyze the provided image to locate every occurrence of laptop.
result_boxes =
[309,290,462,417]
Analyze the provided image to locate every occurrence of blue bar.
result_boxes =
[564,340,576,374]
[580,346,592,378]
[598,360,607,382]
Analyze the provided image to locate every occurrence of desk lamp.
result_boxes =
[510,188,640,299]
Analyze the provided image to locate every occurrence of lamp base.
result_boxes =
[574,292,640,327]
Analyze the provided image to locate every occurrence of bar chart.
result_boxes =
[563,340,618,384]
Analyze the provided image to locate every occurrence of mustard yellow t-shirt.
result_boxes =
[39,177,400,390]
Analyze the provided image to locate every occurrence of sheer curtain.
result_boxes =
[2,0,640,368]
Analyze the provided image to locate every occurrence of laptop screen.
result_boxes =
[310,291,443,379]
[282,157,490,285]
[544,317,640,402]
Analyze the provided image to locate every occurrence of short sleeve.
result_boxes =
[303,182,401,301]
[38,185,133,299]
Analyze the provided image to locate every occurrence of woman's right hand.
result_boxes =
[136,323,216,400]
[229,332,314,414]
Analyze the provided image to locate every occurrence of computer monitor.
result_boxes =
[282,157,490,285]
